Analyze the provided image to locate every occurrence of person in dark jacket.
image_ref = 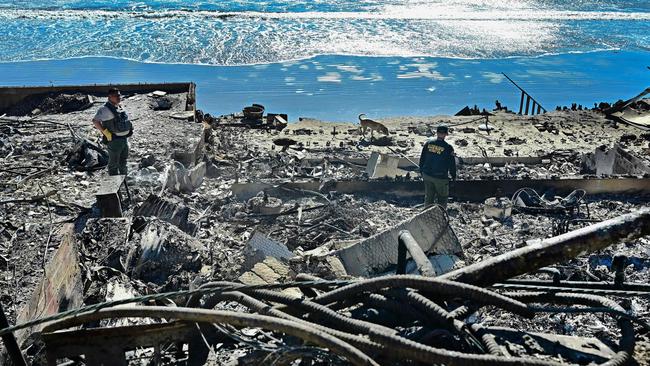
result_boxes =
[419,125,456,208]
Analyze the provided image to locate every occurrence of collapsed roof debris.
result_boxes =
[1,84,650,365]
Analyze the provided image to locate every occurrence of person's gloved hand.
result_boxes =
[101,128,112,142]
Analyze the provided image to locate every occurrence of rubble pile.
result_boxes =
[0,89,649,365]
[3,93,92,116]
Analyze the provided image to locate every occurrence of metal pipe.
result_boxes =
[492,283,650,297]
[493,279,650,297]
[312,275,533,318]
[441,208,650,286]
[0,303,27,366]
[397,230,435,276]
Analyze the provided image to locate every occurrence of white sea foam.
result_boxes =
[0,1,647,65]
[1,8,650,21]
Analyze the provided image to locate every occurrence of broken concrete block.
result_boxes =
[239,257,300,297]
[483,197,513,220]
[250,261,283,284]
[366,152,402,178]
[165,161,206,193]
[592,144,650,176]
[189,162,207,188]
[243,231,294,271]
[95,174,127,217]
[247,192,283,215]
[239,258,291,285]
[150,96,173,110]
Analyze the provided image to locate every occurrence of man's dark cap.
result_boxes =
[108,87,121,96]
[436,125,449,133]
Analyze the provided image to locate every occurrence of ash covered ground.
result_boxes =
[1,91,649,365]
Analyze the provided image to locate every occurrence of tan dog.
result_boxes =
[359,114,389,138]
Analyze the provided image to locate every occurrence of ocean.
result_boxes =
[0,0,649,120]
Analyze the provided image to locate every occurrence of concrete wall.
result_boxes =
[232,177,650,202]
[0,82,195,113]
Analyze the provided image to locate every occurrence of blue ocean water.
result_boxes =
[0,0,648,120]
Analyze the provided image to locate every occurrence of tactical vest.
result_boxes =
[103,102,133,135]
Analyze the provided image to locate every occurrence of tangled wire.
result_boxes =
[4,274,645,366]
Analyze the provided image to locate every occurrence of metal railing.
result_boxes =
[501,73,547,115]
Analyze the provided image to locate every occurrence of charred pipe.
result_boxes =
[397,230,436,277]
[441,208,650,286]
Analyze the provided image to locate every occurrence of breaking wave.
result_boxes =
[2,7,650,21]
[0,0,648,65]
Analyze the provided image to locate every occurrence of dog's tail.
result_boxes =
[358,113,365,121]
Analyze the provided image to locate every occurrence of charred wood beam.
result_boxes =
[441,208,650,286]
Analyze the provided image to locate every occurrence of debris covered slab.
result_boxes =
[0,84,649,365]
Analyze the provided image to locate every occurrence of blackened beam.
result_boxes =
[231,178,650,202]
[440,208,650,286]
[0,303,27,366]
[397,230,436,277]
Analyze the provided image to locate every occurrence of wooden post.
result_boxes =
[0,303,27,366]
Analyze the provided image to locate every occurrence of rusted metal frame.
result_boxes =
[396,230,436,277]
[42,322,195,365]
[441,208,650,286]
[0,303,27,366]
